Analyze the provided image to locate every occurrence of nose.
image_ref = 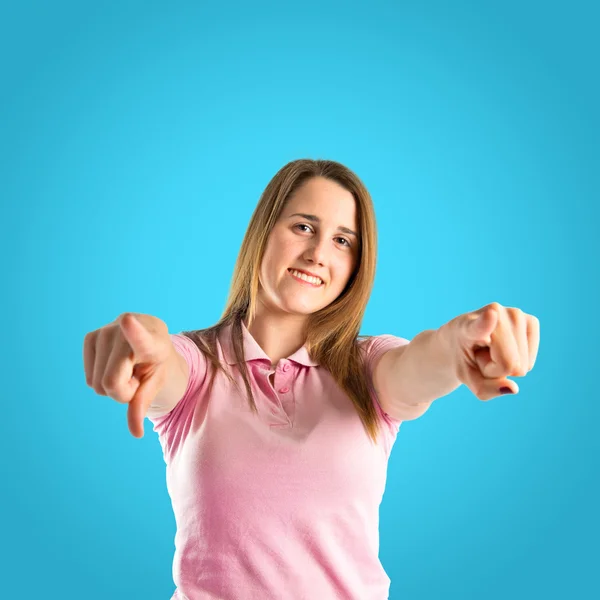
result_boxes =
[303,235,328,266]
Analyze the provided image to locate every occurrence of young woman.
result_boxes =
[84,158,540,600]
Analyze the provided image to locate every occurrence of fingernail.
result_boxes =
[499,387,514,394]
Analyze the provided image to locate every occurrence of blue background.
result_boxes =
[2,0,598,598]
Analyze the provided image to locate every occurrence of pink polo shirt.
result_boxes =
[147,321,432,600]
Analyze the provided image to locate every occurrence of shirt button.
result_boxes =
[282,363,290,372]
[279,387,290,394]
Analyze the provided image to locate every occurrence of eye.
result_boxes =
[335,237,351,247]
[294,224,352,248]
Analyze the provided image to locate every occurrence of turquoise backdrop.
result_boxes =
[2,0,598,598]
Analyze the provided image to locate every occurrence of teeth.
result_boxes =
[289,269,322,285]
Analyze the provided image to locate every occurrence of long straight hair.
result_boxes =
[182,158,383,444]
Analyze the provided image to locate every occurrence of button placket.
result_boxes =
[260,360,295,424]
[277,361,292,394]
[276,361,294,425]
[261,366,281,419]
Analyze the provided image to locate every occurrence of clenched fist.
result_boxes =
[83,313,176,438]
[443,302,540,401]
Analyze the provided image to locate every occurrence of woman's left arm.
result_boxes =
[373,302,541,413]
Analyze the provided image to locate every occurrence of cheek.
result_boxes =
[264,233,295,264]
[334,257,357,286]
[261,239,281,270]
[260,239,292,283]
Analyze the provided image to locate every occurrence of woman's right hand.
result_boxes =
[83,313,176,438]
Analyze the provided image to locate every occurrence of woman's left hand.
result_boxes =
[441,302,540,400]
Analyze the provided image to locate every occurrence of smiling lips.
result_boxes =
[287,268,323,287]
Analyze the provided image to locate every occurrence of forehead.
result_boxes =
[285,177,357,226]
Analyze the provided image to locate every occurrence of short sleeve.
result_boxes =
[360,334,433,433]
[145,333,208,450]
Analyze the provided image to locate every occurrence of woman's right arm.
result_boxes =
[148,343,189,413]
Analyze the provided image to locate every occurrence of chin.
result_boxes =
[275,297,325,315]
[282,303,320,316]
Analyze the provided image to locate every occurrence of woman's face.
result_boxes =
[258,176,359,318]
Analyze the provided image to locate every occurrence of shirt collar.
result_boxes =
[219,320,319,367]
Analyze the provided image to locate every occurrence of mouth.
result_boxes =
[287,268,324,287]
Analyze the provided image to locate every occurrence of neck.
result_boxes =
[243,303,309,366]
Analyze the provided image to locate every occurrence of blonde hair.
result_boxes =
[182,158,383,444]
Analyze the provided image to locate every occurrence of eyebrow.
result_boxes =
[287,213,358,238]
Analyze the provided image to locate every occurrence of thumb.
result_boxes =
[119,314,161,363]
